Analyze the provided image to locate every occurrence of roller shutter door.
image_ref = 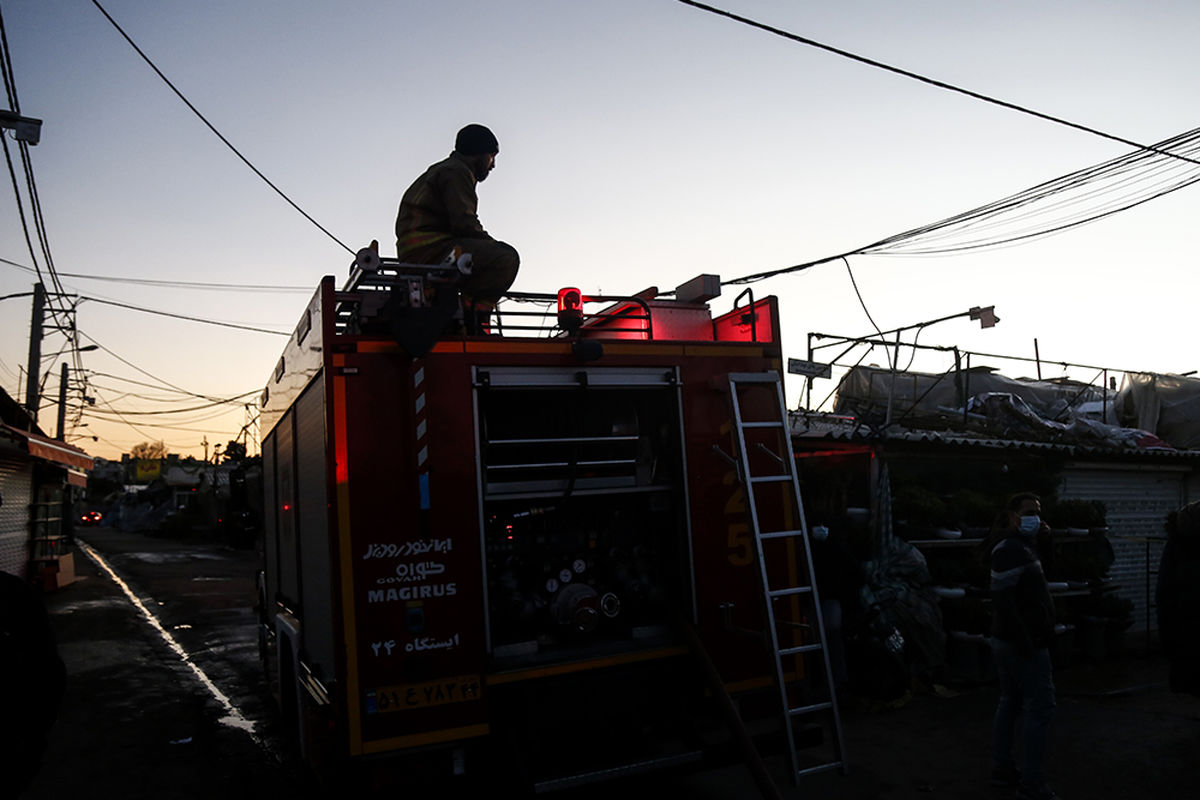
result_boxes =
[1059,465,1188,632]
[294,376,334,683]
[0,454,33,576]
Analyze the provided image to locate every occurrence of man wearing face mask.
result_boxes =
[986,492,1058,800]
[395,124,520,334]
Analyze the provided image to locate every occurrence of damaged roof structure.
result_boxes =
[800,363,1200,455]
[791,363,1200,641]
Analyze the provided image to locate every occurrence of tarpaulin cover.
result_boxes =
[830,366,1177,451]
[834,365,1111,423]
[967,393,1174,450]
[1114,373,1200,450]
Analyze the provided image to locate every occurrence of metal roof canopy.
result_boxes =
[790,412,1200,463]
[0,424,94,471]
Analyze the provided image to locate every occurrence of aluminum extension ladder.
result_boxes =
[726,371,847,785]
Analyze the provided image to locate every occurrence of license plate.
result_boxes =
[366,675,481,714]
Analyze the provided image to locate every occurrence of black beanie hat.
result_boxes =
[455,124,499,156]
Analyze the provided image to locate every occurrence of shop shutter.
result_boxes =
[1059,466,1187,632]
[0,455,33,576]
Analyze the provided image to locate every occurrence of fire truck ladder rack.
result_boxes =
[727,372,847,785]
[334,256,468,334]
[333,246,655,338]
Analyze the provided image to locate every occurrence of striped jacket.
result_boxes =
[990,534,1055,649]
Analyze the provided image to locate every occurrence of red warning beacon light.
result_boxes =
[557,287,584,334]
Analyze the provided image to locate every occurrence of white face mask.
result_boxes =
[1018,515,1041,534]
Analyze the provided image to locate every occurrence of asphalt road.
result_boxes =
[21,529,1200,799]
[23,529,311,800]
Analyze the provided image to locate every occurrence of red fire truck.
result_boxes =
[258,252,843,793]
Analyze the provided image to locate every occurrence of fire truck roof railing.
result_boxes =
[330,257,772,343]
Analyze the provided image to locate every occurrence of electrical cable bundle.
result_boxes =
[861,125,1200,257]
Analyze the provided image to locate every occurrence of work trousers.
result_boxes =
[990,640,1056,790]
[399,237,520,307]
[819,597,848,686]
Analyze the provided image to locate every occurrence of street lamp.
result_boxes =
[880,306,1000,426]
[802,305,1001,422]
[969,306,999,329]
[0,110,42,145]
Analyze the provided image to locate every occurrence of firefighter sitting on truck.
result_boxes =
[394,123,520,334]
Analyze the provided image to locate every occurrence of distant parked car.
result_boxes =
[79,511,103,526]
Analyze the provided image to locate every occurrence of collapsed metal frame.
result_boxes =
[798,330,1170,430]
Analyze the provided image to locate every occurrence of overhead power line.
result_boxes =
[87,403,239,427]
[85,370,259,404]
[88,387,241,437]
[676,1,1200,168]
[724,123,1200,285]
[86,380,251,405]
[860,127,1200,257]
[78,332,262,404]
[0,257,312,292]
[78,294,289,335]
[86,394,256,416]
[1,5,73,332]
[90,0,354,255]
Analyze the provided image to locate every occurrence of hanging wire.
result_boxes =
[724,124,1200,286]
[676,1,1200,167]
[90,0,354,255]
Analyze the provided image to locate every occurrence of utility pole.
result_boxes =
[24,282,44,423]
[56,362,68,440]
[202,435,209,461]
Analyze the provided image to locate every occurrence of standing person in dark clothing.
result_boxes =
[395,124,520,333]
[810,521,861,688]
[986,492,1059,800]
[1157,501,1200,696]
[0,569,67,798]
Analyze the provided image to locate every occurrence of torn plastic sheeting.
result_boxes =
[968,393,1174,451]
[834,365,1114,424]
[1115,373,1200,450]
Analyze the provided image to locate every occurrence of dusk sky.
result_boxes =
[2,0,1198,460]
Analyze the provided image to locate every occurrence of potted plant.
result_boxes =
[893,485,953,538]
[1043,498,1107,533]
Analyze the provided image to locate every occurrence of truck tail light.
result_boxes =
[557,287,584,334]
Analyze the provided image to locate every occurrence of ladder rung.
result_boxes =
[749,475,790,484]
[780,643,824,656]
[760,529,805,540]
[789,701,833,717]
[796,761,844,778]
[739,420,786,429]
[777,620,813,631]
[769,587,813,598]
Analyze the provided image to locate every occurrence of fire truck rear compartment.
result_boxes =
[475,367,690,668]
